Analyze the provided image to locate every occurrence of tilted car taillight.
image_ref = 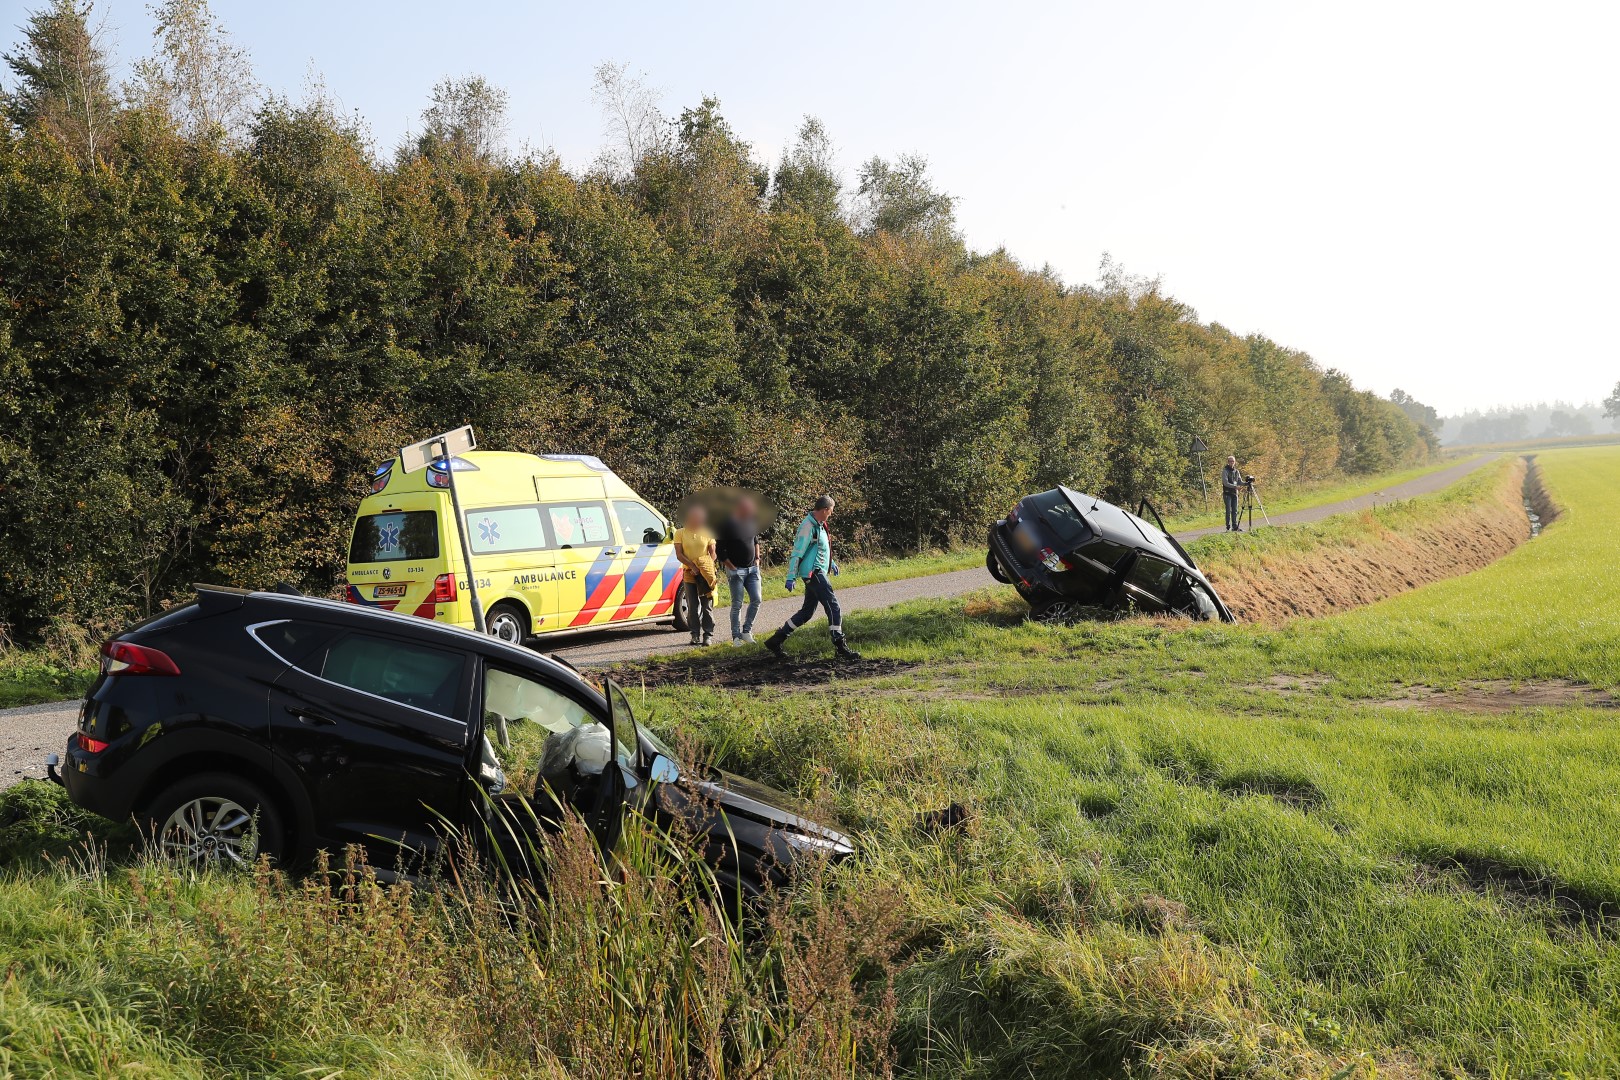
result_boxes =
[100,640,181,676]
[76,732,110,753]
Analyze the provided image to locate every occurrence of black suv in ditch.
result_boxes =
[58,586,851,895]
[987,488,1235,623]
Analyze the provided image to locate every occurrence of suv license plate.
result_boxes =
[374,584,407,598]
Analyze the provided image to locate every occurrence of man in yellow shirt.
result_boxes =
[673,504,718,646]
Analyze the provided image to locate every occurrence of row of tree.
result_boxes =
[1438,399,1619,446]
[0,1,1434,639]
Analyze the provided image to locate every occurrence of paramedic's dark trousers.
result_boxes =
[784,571,842,637]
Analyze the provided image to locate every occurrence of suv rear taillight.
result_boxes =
[76,732,110,753]
[1038,548,1074,573]
[100,640,181,676]
[431,573,457,603]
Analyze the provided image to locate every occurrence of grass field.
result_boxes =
[638,446,1620,1075]
[1,449,1614,1077]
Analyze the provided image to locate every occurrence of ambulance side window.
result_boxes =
[546,503,612,549]
[613,501,669,547]
[465,506,549,555]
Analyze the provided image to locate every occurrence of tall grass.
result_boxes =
[3,447,1618,1076]
[0,804,902,1078]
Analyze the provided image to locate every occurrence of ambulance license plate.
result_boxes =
[374,584,407,598]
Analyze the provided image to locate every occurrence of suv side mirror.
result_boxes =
[648,754,679,784]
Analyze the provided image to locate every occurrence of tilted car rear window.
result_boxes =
[351,511,441,563]
[1082,538,1132,570]
[1024,490,1090,546]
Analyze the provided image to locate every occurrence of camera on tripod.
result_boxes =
[1242,474,1257,487]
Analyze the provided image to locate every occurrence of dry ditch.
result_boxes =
[1207,457,1552,623]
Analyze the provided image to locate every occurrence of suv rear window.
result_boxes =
[351,511,440,563]
[1024,490,1090,546]
[318,633,463,718]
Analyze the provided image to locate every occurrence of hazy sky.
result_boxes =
[27,0,1616,413]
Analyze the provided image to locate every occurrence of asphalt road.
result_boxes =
[0,454,1499,789]
[1,700,79,790]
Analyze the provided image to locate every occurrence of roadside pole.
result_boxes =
[1190,434,1210,512]
[400,426,486,633]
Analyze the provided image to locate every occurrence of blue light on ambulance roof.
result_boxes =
[426,456,479,472]
[369,460,394,493]
[539,453,609,471]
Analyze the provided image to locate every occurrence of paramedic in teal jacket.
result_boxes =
[764,495,861,660]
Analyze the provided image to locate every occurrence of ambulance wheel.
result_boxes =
[672,589,691,633]
[486,602,529,645]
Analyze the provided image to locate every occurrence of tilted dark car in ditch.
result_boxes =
[53,586,851,897]
[987,488,1235,623]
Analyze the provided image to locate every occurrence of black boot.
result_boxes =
[763,627,790,659]
[832,633,862,660]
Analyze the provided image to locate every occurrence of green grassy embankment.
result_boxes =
[0,448,1613,1076]
[1189,454,1529,620]
[637,446,1618,1076]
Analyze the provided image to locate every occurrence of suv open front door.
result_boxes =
[475,662,630,873]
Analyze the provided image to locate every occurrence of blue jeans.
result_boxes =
[727,565,762,638]
[1223,489,1240,530]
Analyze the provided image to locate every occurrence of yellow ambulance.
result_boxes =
[345,452,685,643]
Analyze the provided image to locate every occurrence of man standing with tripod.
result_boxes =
[1222,455,1245,532]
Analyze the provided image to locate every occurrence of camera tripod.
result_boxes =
[1239,478,1272,530]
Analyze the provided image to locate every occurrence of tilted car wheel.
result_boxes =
[142,772,286,868]
[486,601,529,645]
[986,548,1012,584]
[1031,600,1081,625]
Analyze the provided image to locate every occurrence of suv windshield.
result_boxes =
[1024,489,1090,546]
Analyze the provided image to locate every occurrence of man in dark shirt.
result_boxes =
[1221,455,1244,532]
[716,496,764,645]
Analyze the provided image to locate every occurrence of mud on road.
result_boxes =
[614,653,918,692]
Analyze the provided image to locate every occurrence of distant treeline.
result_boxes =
[0,1,1434,638]
[1439,402,1618,446]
